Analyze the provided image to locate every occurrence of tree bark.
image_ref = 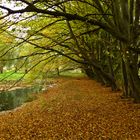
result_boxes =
[122,42,140,102]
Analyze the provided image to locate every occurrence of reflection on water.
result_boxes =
[0,86,42,111]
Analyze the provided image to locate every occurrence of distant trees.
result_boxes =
[0,29,16,73]
[0,0,140,102]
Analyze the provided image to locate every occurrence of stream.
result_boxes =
[0,85,42,112]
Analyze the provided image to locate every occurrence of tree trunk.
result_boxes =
[56,68,60,76]
[121,58,129,97]
[0,66,3,73]
[108,52,117,91]
[121,44,140,103]
[126,55,140,103]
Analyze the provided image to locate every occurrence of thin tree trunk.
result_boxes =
[108,55,117,90]
[121,58,129,97]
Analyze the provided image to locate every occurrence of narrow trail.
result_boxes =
[0,77,140,140]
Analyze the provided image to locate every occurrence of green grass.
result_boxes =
[0,70,85,83]
[45,70,86,78]
[0,71,24,81]
[60,70,86,77]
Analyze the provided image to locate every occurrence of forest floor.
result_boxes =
[0,77,140,140]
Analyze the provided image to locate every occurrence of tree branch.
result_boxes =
[0,2,127,41]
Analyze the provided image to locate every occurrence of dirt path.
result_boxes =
[0,77,140,140]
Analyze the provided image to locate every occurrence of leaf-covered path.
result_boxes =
[0,77,140,140]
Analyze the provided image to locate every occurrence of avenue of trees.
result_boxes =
[0,0,140,102]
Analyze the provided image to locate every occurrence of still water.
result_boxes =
[0,86,42,111]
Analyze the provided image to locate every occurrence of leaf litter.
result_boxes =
[0,77,140,140]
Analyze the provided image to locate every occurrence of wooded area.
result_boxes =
[0,1,140,139]
[0,0,140,102]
